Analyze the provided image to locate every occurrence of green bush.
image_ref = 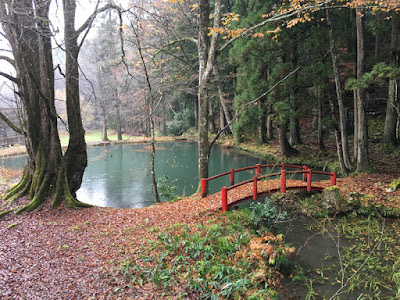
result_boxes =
[167,108,194,136]
[157,173,177,201]
[249,198,288,232]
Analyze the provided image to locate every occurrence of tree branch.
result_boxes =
[0,55,14,66]
[219,0,334,52]
[76,3,120,38]
[0,71,18,84]
[0,111,23,135]
[153,37,198,58]
[209,67,301,149]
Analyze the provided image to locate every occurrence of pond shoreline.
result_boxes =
[0,135,194,158]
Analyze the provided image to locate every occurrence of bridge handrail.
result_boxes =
[226,178,254,191]
[206,170,232,181]
[201,163,283,197]
[199,163,337,212]
[283,164,304,169]
[201,163,330,197]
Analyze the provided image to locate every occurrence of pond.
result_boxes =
[1,142,284,208]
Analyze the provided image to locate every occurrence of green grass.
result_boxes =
[59,131,144,146]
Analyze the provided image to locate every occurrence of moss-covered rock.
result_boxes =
[386,177,400,192]
[321,186,348,214]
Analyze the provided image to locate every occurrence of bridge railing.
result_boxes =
[200,163,336,212]
[201,163,282,197]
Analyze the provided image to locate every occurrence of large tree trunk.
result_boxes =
[327,84,348,174]
[197,0,221,180]
[279,118,298,157]
[315,86,325,150]
[114,88,122,141]
[289,45,301,145]
[63,0,88,194]
[349,8,359,161]
[162,92,167,136]
[214,65,233,134]
[326,7,352,171]
[383,12,399,146]
[259,96,268,144]
[101,104,109,141]
[355,7,370,171]
[0,0,89,214]
[289,118,301,145]
[266,103,274,140]
[116,105,122,141]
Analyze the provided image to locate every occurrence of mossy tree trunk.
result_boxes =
[383,12,399,146]
[62,0,88,194]
[0,0,90,214]
[279,118,298,157]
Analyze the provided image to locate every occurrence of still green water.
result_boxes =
[0,142,274,208]
[78,142,270,208]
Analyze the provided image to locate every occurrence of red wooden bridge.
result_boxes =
[200,163,336,212]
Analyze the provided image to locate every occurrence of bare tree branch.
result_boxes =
[76,2,121,49]
[0,55,14,66]
[0,111,23,135]
[153,37,198,57]
[0,71,18,84]
[54,64,65,78]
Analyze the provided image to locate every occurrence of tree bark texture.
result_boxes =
[63,0,88,193]
[101,105,109,141]
[383,13,399,145]
[326,7,352,170]
[214,66,233,134]
[279,118,298,157]
[289,44,301,145]
[355,8,370,171]
[198,0,221,180]
[316,87,324,150]
[259,96,267,144]
[266,104,273,140]
[0,0,89,213]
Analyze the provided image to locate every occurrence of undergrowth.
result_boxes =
[115,200,294,299]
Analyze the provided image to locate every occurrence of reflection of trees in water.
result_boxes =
[88,152,107,162]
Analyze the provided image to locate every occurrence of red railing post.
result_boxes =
[230,169,234,186]
[256,164,261,177]
[253,176,257,200]
[281,163,285,171]
[201,179,207,198]
[307,169,312,192]
[281,170,286,193]
[303,166,308,181]
[331,172,337,186]
[222,187,228,212]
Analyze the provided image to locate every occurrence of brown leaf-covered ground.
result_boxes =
[2,174,400,299]
[1,134,400,299]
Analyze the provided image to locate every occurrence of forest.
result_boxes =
[1,0,400,299]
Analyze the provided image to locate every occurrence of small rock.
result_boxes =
[321,186,347,214]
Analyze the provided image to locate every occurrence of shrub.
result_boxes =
[249,198,288,232]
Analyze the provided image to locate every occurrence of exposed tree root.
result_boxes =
[4,166,31,204]
[0,208,16,219]
[4,144,91,214]
[15,174,50,214]
[52,167,92,209]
